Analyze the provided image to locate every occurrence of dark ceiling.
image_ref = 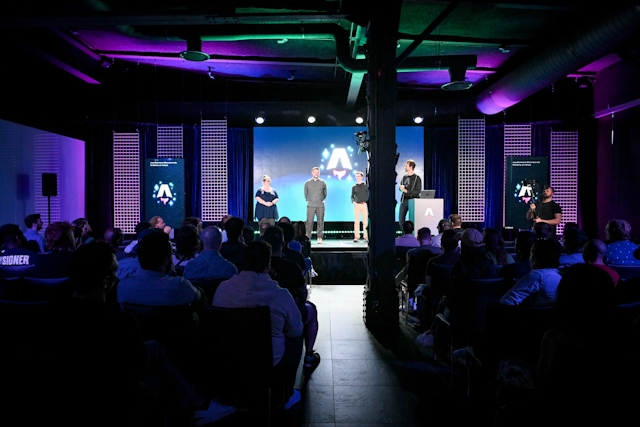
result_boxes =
[2,1,640,129]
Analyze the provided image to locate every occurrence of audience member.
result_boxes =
[396,227,441,294]
[183,225,238,281]
[212,240,304,410]
[23,213,46,252]
[559,227,587,267]
[173,224,201,270]
[499,230,537,290]
[0,223,38,266]
[181,216,204,235]
[431,219,452,249]
[452,228,497,281]
[219,214,232,243]
[278,216,291,224]
[293,220,311,258]
[604,219,640,265]
[532,222,553,240]
[219,217,247,271]
[448,213,464,236]
[150,216,172,235]
[500,238,562,306]
[117,230,205,307]
[72,217,94,246]
[582,239,620,287]
[278,222,306,272]
[395,220,419,248]
[483,227,515,266]
[242,226,256,244]
[104,227,128,261]
[31,221,76,278]
[124,221,151,254]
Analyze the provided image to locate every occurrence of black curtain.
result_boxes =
[227,127,253,224]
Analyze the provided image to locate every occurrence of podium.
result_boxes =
[408,198,444,235]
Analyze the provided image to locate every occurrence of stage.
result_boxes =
[308,238,369,285]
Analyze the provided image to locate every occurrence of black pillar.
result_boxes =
[364,1,402,339]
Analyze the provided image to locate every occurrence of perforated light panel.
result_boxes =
[157,126,184,158]
[201,120,228,222]
[113,133,140,234]
[34,134,60,228]
[550,131,578,236]
[503,125,532,228]
[458,119,485,222]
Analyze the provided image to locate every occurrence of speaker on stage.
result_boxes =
[42,173,58,197]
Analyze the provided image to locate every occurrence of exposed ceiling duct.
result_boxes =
[476,3,640,115]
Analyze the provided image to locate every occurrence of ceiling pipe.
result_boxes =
[81,0,475,76]
[477,3,640,115]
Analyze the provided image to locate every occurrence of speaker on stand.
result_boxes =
[42,173,58,226]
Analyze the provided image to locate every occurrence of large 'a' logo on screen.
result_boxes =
[153,182,176,206]
[326,148,352,180]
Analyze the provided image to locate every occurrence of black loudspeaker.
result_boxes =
[42,173,58,197]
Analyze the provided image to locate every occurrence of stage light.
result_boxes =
[308,116,316,124]
[355,117,364,124]
[255,117,265,125]
[179,36,210,62]
[413,116,424,124]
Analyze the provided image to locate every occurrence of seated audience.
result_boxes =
[0,223,38,266]
[582,239,620,287]
[72,217,94,246]
[23,213,46,252]
[448,213,464,236]
[124,221,151,254]
[483,227,515,266]
[31,221,76,278]
[242,226,256,244]
[532,222,553,240]
[395,220,419,248]
[396,227,441,294]
[604,219,640,265]
[172,224,201,268]
[9,241,235,426]
[559,227,587,268]
[117,230,205,307]
[293,220,311,258]
[181,216,204,236]
[219,217,247,271]
[183,225,238,281]
[150,216,172,235]
[499,230,537,289]
[219,214,233,243]
[103,227,128,261]
[431,219,452,249]
[279,222,306,272]
[500,238,562,306]
[213,240,304,410]
[452,228,497,281]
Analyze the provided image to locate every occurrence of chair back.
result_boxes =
[196,305,273,407]
[23,277,71,301]
[615,277,640,304]
[0,265,35,279]
[188,278,226,301]
[609,264,640,281]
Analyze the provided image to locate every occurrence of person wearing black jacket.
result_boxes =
[398,159,422,229]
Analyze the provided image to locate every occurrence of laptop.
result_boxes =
[419,189,435,199]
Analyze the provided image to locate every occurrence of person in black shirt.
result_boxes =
[526,184,562,236]
[398,159,422,229]
[351,171,370,242]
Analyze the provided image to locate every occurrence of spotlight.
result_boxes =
[307,116,316,124]
[179,36,210,62]
[355,117,364,124]
[255,117,265,125]
[413,116,424,124]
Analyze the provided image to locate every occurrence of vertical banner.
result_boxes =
[144,158,185,229]
[505,156,549,230]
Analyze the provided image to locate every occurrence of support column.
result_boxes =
[364,1,402,339]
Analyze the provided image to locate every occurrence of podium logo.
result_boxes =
[324,147,353,180]
[423,208,435,217]
[153,182,176,206]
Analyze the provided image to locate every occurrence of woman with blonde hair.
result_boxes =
[255,175,279,235]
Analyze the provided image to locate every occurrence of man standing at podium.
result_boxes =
[398,159,422,229]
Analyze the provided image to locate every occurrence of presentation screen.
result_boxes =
[254,127,424,222]
[144,158,185,229]
[505,156,549,230]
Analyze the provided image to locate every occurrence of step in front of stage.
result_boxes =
[308,239,368,285]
